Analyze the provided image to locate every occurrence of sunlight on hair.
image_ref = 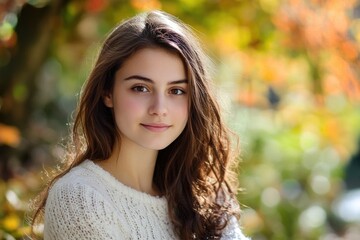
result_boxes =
[33,223,44,236]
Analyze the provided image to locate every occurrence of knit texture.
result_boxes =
[44,160,249,239]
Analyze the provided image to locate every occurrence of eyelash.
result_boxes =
[131,85,186,95]
[170,88,186,95]
[132,85,149,92]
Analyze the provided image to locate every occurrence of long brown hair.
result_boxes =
[32,10,240,239]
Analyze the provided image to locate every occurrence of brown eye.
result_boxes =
[170,88,185,95]
[132,86,149,92]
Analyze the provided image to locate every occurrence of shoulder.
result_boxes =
[45,162,113,219]
[215,188,250,240]
[222,216,251,240]
[44,162,128,239]
[49,160,109,197]
[47,172,104,208]
[46,161,114,212]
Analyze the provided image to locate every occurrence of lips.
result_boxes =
[140,123,171,132]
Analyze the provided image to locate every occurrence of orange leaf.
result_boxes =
[0,123,20,147]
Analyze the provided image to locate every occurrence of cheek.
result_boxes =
[114,96,145,117]
[175,99,189,123]
[182,104,189,120]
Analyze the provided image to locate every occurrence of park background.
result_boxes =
[1,0,360,239]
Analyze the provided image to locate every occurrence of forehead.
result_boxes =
[115,47,186,82]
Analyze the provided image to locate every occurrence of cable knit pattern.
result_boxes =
[44,160,249,240]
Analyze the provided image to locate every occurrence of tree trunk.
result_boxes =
[0,0,68,180]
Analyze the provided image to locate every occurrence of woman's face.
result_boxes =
[104,47,189,150]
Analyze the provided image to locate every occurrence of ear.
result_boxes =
[103,92,114,108]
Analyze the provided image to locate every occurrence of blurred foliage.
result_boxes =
[0,171,42,239]
[1,0,360,239]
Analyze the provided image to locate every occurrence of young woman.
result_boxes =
[32,10,249,240]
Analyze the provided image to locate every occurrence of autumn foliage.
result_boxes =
[0,0,360,239]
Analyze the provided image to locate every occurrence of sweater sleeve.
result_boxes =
[44,180,129,240]
[221,216,250,240]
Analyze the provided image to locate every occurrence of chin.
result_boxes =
[146,143,171,151]
[140,139,175,151]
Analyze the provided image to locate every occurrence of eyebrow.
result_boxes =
[123,75,188,85]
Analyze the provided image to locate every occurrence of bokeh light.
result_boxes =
[1,0,360,239]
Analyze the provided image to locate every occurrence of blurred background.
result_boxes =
[1,0,360,239]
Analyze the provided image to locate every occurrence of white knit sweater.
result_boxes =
[44,160,249,239]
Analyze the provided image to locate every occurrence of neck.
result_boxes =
[96,138,159,196]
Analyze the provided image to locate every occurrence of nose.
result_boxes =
[148,94,168,116]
